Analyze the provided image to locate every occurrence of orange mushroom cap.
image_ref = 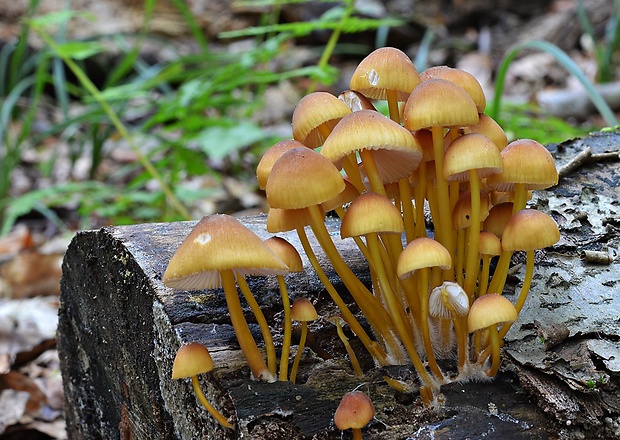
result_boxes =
[266,147,345,210]
[340,192,404,238]
[334,390,376,431]
[468,294,518,333]
[501,209,560,252]
[349,47,420,101]
[172,342,214,379]
[486,139,558,192]
[403,78,479,131]
[321,110,423,183]
[162,214,288,290]
[292,92,351,148]
[397,237,452,279]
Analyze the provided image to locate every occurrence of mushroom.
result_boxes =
[266,207,388,367]
[334,390,375,440]
[468,294,517,377]
[443,133,503,300]
[349,46,421,123]
[172,342,234,429]
[266,147,391,366]
[403,78,479,271]
[162,214,288,382]
[397,237,452,381]
[263,236,303,381]
[328,315,363,378]
[428,281,469,369]
[289,297,319,383]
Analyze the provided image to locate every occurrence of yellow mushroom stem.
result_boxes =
[415,266,444,380]
[430,125,456,277]
[276,275,292,381]
[358,149,387,198]
[306,204,406,363]
[487,249,512,295]
[220,270,271,381]
[482,324,502,377]
[480,249,535,365]
[294,225,390,366]
[290,321,309,384]
[386,88,400,123]
[190,375,234,429]
[463,170,482,302]
[366,233,440,387]
[236,276,277,378]
[332,319,363,377]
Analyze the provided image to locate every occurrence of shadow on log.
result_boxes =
[58,131,620,439]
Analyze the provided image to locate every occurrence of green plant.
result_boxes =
[577,0,620,84]
[489,40,619,127]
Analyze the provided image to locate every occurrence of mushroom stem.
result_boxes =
[416,266,444,380]
[236,276,277,377]
[333,319,363,377]
[367,233,440,385]
[358,149,387,197]
[431,125,456,276]
[220,270,271,381]
[487,249,512,295]
[352,428,363,440]
[290,322,309,384]
[463,170,482,301]
[386,88,400,123]
[294,225,391,366]
[484,325,502,377]
[191,375,234,429]
[276,275,292,381]
[512,182,528,214]
[480,249,536,365]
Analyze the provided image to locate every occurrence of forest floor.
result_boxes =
[0,0,619,438]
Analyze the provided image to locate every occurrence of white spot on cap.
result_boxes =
[368,69,379,86]
[195,233,211,245]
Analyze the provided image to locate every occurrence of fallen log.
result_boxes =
[58,130,620,439]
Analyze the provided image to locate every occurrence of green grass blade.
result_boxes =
[489,40,619,127]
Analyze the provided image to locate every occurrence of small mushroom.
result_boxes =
[334,390,375,440]
[172,342,234,429]
[289,297,318,383]
[328,315,363,378]
[468,294,517,377]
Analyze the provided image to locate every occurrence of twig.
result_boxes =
[558,147,620,178]
[557,147,592,178]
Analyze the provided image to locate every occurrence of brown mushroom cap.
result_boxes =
[162,214,288,290]
[501,209,560,252]
[334,390,376,430]
[266,147,345,210]
[266,207,321,233]
[478,231,502,256]
[397,237,452,279]
[321,110,423,183]
[340,193,404,238]
[468,294,518,333]
[420,65,487,113]
[451,190,490,231]
[486,139,558,192]
[443,133,503,182]
[483,202,514,239]
[292,92,351,148]
[256,139,308,190]
[290,297,319,322]
[463,113,508,150]
[264,236,303,273]
[172,342,214,379]
[349,47,420,101]
[403,78,479,131]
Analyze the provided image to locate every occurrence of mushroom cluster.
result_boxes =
[163,46,561,424]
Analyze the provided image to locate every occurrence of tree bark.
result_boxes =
[58,131,620,439]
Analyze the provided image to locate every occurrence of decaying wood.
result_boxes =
[58,131,620,439]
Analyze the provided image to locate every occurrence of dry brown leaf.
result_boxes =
[0,251,63,298]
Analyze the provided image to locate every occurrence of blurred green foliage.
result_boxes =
[0,0,610,235]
